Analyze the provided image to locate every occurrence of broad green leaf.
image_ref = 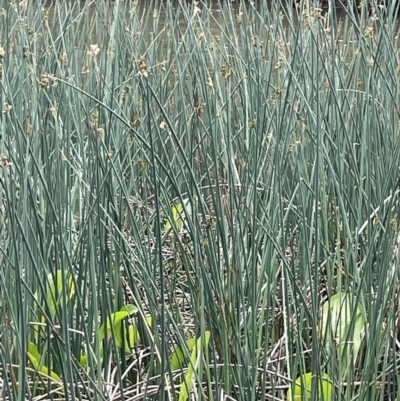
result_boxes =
[171,337,197,370]
[127,325,140,348]
[287,372,332,401]
[31,292,46,340]
[164,198,191,232]
[80,305,139,364]
[79,348,104,366]
[98,304,138,343]
[120,304,138,314]
[79,353,87,366]
[27,341,42,362]
[115,321,140,352]
[46,270,75,314]
[113,305,140,351]
[27,342,62,383]
[146,316,152,327]
[178,331,210,401]
[165,202,184,231]
[121,315,153,352]
[320,292,365,375]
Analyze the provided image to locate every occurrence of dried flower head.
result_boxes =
[364,26,374,38]
[137,57,150,77]
[40,73,58,88]
[193,2,201,17]
[23,46,31,59]
[220,65,230,78]
[0,156,12,167]
[58,52,68,64]
[87,44,100,58]
[2,102,12,114]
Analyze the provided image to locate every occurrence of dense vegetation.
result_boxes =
[1,0,400,400]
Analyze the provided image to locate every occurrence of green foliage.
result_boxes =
[320,292,366,376]
[27,341,62,384]
[287,373,333,401]
[165,202,184,231]
[80,304,140,365]
[164,199,191,232]
[46,270,75,314]
[178,331,211,401]
[1,0,400,399]
[98,304,138,344]
[170,337,197,370]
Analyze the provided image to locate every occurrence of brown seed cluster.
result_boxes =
[40,73,58,89]
[137,57,150,77]
[2,102,12,114]
[87,44,100,58]
[0,156,12,167]
[220,65,230,79]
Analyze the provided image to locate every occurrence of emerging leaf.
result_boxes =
[287,372,332,401]
[170,337,197,370]
[178,331,211,401]
[27,341,62,383]
[27,341,42,363]
[164,198,191,232]
[320,292,366,376]
[46,270,75,314]
[98,304,138,343]
[80,305,140,364]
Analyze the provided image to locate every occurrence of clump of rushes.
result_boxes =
[1,0,400,400]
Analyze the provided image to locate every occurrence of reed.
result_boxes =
[0,0,399,399]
